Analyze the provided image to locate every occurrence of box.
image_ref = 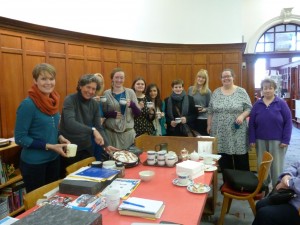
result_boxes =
[176,160,204,179]
[59,180,105,196]
[13,204,102,225]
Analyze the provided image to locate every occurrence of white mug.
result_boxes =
[105,189,120,211]
[66,144,77,157]
[147,150,157,160]
[157,159,165,166]
[119,98,127,105]
[165,155,176,167]
[100,96,107,102]
[147,158,156,165]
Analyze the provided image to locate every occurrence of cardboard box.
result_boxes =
[13,204,102,225]
[176,160,204,179]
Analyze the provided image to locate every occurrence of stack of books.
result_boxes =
[118,197,165,219]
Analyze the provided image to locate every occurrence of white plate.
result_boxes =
[203,160,216,165]
[204,165,218,172]
[172,178,193,187]
[187,184,211,194]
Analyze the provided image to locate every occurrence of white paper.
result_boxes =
[198,141,212,154]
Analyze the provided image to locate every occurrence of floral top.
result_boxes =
[207,87,252,155]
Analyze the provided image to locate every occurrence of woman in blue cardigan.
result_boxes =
[14,63,69,192]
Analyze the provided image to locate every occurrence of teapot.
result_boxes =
[180,148,189,161]
[190,150,200,161]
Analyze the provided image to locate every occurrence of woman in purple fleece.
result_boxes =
[249,78,292,187]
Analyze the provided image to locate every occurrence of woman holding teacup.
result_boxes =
[188,69,211,136]
[14,63,69,192]
[102,68,141,149]
[131,77,155,137]
[145,83,167,136]
[164,79,197,136]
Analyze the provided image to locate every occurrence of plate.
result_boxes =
[203,160,216,165]
[204,165,218,172]
[187,183,211,194]
[112,150,138,163]
[172,178,193,187]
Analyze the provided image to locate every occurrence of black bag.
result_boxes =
[223,169,260,192]
[267,188,297,205]
[179,123,200,137]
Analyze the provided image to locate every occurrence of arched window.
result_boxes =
[255,24,300,53]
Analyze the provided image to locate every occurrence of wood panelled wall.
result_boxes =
[0,17,247,138]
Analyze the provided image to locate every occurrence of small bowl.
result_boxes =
[103,160,116,169]
[139,170,155,181]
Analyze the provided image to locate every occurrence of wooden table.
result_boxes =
[18,153,214,225]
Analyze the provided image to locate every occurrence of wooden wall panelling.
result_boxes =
[224,63,240,85]
[177,64,192,91]
[103,62,118,84]
[133,63,147,82]
[148,64,162,92]
[208,64,223,91]
[119,62,133,88]
[1,53,24,137]
[162,64,177,99]
[67,58,85,94]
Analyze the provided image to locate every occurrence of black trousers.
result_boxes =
[20,157,60,193]
[252,197,300,225]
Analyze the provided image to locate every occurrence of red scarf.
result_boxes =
[28,84,60,115]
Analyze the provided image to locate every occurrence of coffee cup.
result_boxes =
[175,118,181,123]
[91,161,103,168]
[177,172,189,185]
[146,102,154,108]
[147,150,156,160]
[66,144,77,157]
[105,189,120,211]
[103,160,116,169]
[100,96,107,102]
[204,156,213,165]
[157,150,166,160]
[119,98,127,105]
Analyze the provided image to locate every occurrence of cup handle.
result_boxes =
[155,145,160,151]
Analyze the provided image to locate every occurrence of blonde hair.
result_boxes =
[191,69,209,95]
[94,73,105,95]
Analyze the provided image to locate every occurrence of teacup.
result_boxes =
[156,112,162,119]
[165,155,176,167]
[175,118,181,123]
[177,172,189,185]
[204,156,213,165]
[91,161,103,168]
[146,102,154,108]
[119,98,127,105]
[157,159,165,166]
[100,96,107,102]
[157,150,166,160]
[147,158,156,165]
[66,144,77,157]
[147,150,157,160]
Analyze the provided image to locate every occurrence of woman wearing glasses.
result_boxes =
[207,68,252,172]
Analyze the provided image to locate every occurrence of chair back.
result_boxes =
[65,156,96,175]
[253,151,273,196]
[23,179,62,210]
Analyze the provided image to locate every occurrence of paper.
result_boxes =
[101,178,141,199]
[198,141,212,154]
[118,197,164,214]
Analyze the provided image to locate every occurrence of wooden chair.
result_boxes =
[218,151,273,225]
[23,179,62,210]
[135,134,218,216]
[65,156,96,175]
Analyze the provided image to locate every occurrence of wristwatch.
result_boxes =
[92,127,96,132]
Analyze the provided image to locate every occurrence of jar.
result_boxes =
[115,162,125,178]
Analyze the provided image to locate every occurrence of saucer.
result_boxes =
[204,165,218,172]
[187,184,211,194]
[203,160,216,165]
[172,178,193,187]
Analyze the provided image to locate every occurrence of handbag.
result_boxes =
[267,188,297,205]
[179,123,200,137]
[223,169,262,192]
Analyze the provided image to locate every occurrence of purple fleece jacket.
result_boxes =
[249,96,292,145]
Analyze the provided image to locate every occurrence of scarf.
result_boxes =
[28,84,60,115]
[167,90,189,120]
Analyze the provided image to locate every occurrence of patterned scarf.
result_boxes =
[28,84,60,115]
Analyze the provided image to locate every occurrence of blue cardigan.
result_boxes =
[14,97,59,164]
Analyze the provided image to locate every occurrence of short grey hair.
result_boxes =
[76,74,101,92]
[260,78,277,90]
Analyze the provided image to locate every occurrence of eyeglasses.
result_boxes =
[221,75,232,79]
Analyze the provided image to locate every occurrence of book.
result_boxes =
[118,197,164,216]
[67,194,107,213]
[0,216,18,225]
[101,178,141,199]
[119,204,165,219]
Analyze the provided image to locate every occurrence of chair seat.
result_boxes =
[221,182,264,200]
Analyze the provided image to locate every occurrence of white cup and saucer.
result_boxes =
[175,118,181,124]
[119,98,127,105]
[173,172,192,186]
[100,96,107,102]
[146,102,154,108]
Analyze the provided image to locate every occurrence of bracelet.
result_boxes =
[45,144,49,151]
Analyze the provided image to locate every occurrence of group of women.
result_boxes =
[14,63,298,225]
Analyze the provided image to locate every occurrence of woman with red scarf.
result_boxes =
[14,63,69,192]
